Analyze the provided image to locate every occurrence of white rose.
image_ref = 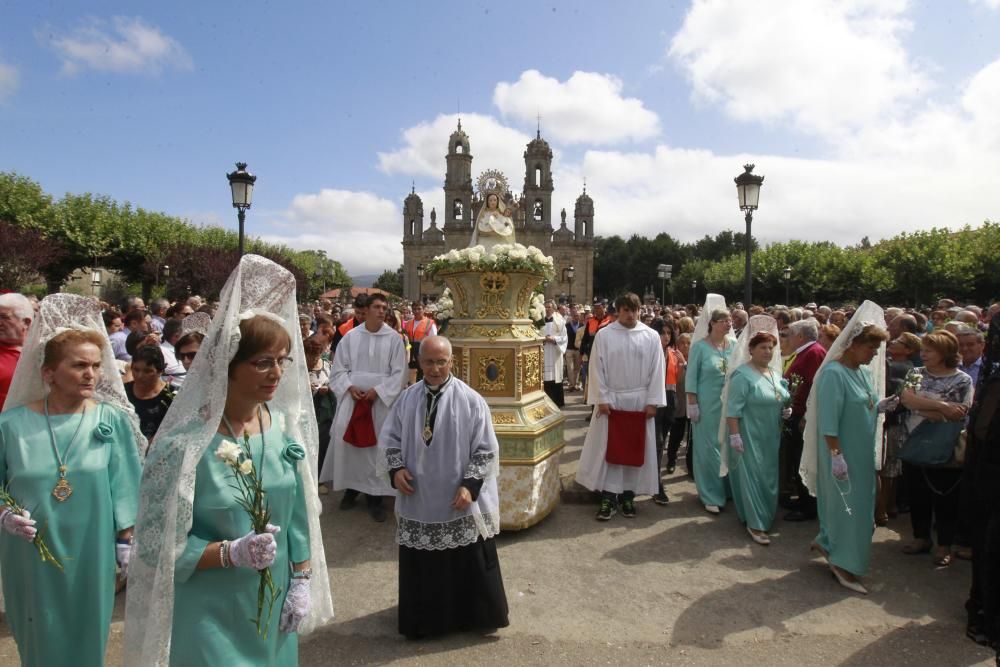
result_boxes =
[485,253,498,263]
[239,459,254,475]
[215,440,242,465]
[468,251,482,263]
[509,249,527,260]
[513,243,526,251]
[446,250,460,261]
[472,245,486,254]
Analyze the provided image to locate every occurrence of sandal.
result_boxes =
[933,549,954,567]
[901,540,932,555]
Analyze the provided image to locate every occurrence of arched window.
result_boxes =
[454,199,463,220]
[455,144,463,154]
[409,219,415,237]
[533,199,543,221]
[534,166,542,187]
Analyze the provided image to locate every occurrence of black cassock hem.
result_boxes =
[398,536,510,639]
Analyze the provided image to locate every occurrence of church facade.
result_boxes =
[401,120,595,305]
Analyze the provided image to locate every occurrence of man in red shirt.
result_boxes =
[781,318,827,522]
[0,293,34,410]
[402,301,438,383]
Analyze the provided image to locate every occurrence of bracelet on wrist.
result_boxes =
[220,540,230,568]
[290,568,312,580]
[830,448,842,456]
[115,537,132,545]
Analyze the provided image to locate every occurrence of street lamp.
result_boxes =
[562,265,575,303]
[417,263,425,303]
[783,266,792,306]
[226,162,257,258]
[734,163,764,308]
[91,269,102,296]
[657,263,672,306]
[691,279,697,304]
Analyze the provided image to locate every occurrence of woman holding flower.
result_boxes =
[125,255,333,667]
[0,294,144,667]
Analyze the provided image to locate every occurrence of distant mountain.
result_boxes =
[350,274,378,288]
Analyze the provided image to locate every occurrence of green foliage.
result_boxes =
[372,265,404,297]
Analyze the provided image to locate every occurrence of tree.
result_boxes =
[373,265,404,297]
[0,221,67,290]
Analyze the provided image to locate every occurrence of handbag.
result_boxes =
[343,398,377,447]
[605,409,646,467]
[898,420,964,467]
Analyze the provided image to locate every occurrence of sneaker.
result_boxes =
[621,498,637,518]
[318,483,329,495]
[596,498,617,521]
[653,492,670,506]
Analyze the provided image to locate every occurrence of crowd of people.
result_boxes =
[0,268,997,664]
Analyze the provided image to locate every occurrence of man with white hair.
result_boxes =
[731,309,748,338]
[781,318,826,522]
[0,292,33,409]
[542,300,568,408]
[957,327,986,387]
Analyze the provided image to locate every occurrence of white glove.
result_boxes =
[688,403,701,423]
[279,577,311,634]
[728,434,744,453]
[877,395,900,413]
[0,507,37,542]
[831,453,849,481]
[781,407,793,420]
[116,540,132,578]
[229,524,281,570]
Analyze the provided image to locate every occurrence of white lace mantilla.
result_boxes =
[397,511,500,550]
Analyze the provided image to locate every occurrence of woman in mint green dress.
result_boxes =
[807,317,896,594]
[125,255,334,667]
[0,314,144,667]
[686,309,735,513]
[725,331,789,543]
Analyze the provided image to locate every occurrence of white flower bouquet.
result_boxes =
[529,292,545,325]
[215,437,282,638]
[426,243,556,280]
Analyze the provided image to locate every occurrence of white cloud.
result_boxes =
[668,0,929,138]
[377,113,535,185]
[970,0,1000,9]
[47,16,192,75]
[262,189,402,275]
[493,70,661,144]
[0,59,18,102]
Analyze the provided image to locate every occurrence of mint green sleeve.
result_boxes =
[687,342,704,396]
[287,459,311,564]
[818,366,845,439]
[726,369,751,419]
[108,406,143,531]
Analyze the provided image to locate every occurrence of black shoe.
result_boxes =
[339,492,358,511]
[779,495,799,510]
[784,509,817,522]
[967,623,989,646]
[369,503,387,523]
[653,492,670,506]
[666,463,676,474]
[621,497,637,518]
[596,498,617,521]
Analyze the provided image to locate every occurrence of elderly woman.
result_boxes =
[803,302,897,594]
[125,255,333,666]
[686,304,735,514]
[899,331,974,566]
[724,328,789,545]
[0,294,144,666]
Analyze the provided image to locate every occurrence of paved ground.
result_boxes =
[1,392,995,665]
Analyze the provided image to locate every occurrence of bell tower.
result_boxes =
[443,118,474,246]
[522,127,554,232]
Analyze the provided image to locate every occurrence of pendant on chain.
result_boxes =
[52,466,73,502]
[422,426,433,442]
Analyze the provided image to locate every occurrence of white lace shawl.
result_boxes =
[123,255,334,666]
[799,300,887,496]
[718,315,783,476]
[688,293,728,420]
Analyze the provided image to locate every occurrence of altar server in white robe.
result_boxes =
[378,335,509,639]
[542,300,568,408]
[321,293,406,522]
[576,293,666,521]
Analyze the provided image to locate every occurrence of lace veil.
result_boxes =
[179,311,212,337]
[123,255,334,666]
[718,315,781,476]
[691,293,727,347]
[799,300,886,495]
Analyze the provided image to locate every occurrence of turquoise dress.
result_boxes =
[170,419,311,667]
[687,338,735,507]
[0,403,141,667]
[726,364,789,531]
[813,361,878,576]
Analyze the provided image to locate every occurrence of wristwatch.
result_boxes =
[290,568,312,580]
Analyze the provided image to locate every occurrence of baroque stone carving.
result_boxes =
[478,353,507,392]
[477,272,511,318]
[522,349,541,391]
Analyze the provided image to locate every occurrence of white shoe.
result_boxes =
[831,566,868,595]
[747,527,770,545]
[704,504,721,515]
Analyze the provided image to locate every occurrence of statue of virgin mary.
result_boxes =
[470,170,515,251]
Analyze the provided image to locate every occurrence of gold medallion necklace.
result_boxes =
[44,395,89,502]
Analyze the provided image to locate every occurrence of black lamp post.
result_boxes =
[657,263,672,306]
[91,269,102,296]
[691,279,697,304]
[734,164,764,308]
[783,266,792,306]
[226,162,256,258]
[561,265,575,304]
[417,263,425,304]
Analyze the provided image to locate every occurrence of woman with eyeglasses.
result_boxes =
[126,255,334,665]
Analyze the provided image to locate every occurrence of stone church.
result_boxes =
[401,120,595,305]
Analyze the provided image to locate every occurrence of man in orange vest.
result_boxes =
[580,300,613,405]
[402,301,438,383]
[332,294,368,359]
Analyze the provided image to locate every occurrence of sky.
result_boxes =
[2,0,999,277]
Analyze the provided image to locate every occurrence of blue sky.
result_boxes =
[2,1,999,276]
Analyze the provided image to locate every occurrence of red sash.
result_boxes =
[605,409,646,467]
[344,398,377,447]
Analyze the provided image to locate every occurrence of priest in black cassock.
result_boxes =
[378,335,509,639]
